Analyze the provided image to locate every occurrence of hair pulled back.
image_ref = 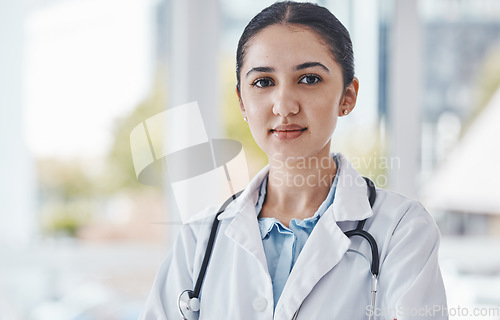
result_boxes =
[236,1,354,91]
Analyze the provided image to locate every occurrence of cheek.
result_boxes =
[319,113,338,134]
[246,121,271,152]
[241,87,264,107]
[312,95,339,118]
[244,94,273,119]
[312,101,339,135]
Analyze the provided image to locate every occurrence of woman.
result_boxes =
[141,2,447,319]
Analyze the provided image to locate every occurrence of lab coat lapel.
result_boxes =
[275,207,350,319]
[220,165,271,275]
[223,200,269,274]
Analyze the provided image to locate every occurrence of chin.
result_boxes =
[267,148,314,162]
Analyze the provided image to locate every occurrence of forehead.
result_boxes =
[242,24,337,71]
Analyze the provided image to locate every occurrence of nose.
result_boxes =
[272,85,299,117]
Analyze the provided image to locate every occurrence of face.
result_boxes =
[237,24,358,162]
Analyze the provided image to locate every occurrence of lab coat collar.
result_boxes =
[330,153,373,222]
[216,162,270,220]
[217,153,373,223]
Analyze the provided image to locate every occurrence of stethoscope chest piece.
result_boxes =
[178,289,200,319]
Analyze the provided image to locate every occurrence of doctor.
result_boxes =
[140,2,448,319]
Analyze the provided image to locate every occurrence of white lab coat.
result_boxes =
[140,154,448,320]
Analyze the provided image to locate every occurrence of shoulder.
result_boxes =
[175,198,242,253]
[177,206,220,247]
[373,187,437,231]
[369,187,441,261]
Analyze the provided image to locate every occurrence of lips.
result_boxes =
[270,124,307,140]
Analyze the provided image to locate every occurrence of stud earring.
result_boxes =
[343,110,348,115]
[243,117,248,122]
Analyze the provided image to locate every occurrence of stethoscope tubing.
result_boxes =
[193,190,243,298]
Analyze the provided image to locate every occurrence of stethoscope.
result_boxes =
[178,177,379,320]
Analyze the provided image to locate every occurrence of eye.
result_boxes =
[251,78,274,88]
[299,74,322,85]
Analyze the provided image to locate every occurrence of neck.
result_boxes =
[261,150,337,225]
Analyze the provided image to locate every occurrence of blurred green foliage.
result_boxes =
[37,158,96,235]
[103,71,167,192]
[40,200,93,237]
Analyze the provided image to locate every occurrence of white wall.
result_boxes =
[0,1,37,247]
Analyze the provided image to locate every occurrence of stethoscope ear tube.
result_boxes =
[344,177,379,276]
[364,177,376,208]
[192,191,244,299]
[344,228,379,276]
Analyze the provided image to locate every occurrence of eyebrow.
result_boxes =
[245,62,329,78]
[295,62,330,72]
[245,66,275,78]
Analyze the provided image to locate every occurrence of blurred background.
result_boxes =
[1,0,499,319]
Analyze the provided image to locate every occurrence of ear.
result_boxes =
[338,77,359,117]
[236,85,246,116]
